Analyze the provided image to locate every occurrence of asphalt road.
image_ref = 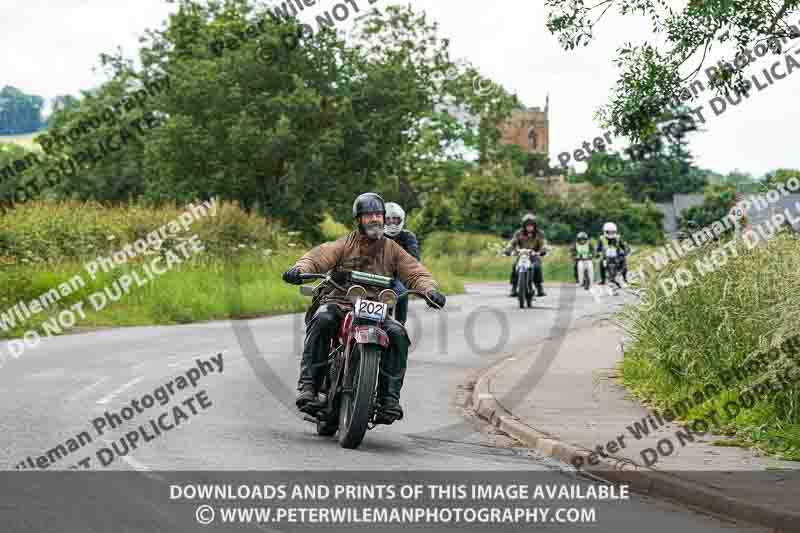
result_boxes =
[0,282,764,532]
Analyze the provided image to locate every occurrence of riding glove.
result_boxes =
[282,267,303,285]
[426,290,446,309]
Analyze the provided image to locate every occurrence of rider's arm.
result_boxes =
[504,232,519,255]
[391,240,437,293]
[403,230,421,261]
[536,233,548,255]
[293,235,347,274]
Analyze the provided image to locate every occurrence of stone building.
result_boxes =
[497,97,550,157]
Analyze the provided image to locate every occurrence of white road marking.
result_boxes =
[96,377,144,405]
[168,349,229,368]
[101,438,164,481]
[68,376,110,401]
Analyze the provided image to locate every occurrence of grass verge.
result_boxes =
[618,232,800,460]
[0,251,463,341]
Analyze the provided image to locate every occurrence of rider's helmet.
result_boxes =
[521,213,537,232]
[602,222,618,240]
[577,231,588,243]
[353,192,386,239]
[384,202,406,237]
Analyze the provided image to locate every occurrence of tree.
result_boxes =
[581,110,706,202]
[89,0,516,238]
[546,0,800,141]
[677,183,738,232]
[0,86,45,134]
[761,168,800,189]
[454,172,542,236]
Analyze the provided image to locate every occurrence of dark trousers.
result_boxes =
[391,279,409,325]
[600,258,628,283]
[299,304,410,403]
[510,257,543,288]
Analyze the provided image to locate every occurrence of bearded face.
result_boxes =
[360,212,385,240]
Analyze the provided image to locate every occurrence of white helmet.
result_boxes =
[384,202,405,237]
[603,222,618,239]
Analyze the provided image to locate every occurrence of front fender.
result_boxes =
[353,325,390,348]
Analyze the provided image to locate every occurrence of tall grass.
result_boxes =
[619,232,800,459]
[0,202,463,340]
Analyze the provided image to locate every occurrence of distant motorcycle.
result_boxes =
[576,255,594,291]
[602,245,626,291]
[296,270,441,449]
[512,248,541,309]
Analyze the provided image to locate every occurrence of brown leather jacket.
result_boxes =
[293,231,438,312]
[505,228,547,254]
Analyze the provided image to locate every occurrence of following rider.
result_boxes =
[596,222,630,285]
[505,213,548,298]
[383,202,420,325]
[570,231,595,286]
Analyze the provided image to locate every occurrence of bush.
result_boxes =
[406,194,460,242]
[422,231,505,257]
[454,173,542,236]
[0,199,291,265]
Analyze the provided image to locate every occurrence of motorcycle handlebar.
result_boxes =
[297,273,442,309]
[403,289,444,310]
[298,273,326,281]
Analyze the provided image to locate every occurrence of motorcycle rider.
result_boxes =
[383,202,420,325]
[596,222,630,285]
[570,231,595,286]
[282,192,446,424]
[505,213,548,297]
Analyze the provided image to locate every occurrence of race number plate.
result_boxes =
[354,298,388,322]
[605,247,618,258]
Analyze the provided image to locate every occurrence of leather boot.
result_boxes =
[296,383,317,409]
[536,283,546,297]
[375,324,409,424]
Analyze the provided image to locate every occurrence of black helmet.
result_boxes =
[353,192,386,219]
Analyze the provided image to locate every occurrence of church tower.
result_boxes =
[497,96,550,157]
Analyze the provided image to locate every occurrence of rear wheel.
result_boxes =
[338,344,381,449]
[517,271,528,309]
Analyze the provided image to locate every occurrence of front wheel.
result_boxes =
[517,270,528,309]
[338,344,381,449]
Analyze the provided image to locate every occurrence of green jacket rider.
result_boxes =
[505,213,548,297]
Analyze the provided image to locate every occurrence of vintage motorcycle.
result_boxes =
[576,254,594,291]
[512,248,542,309]
[297,270,440,449]
[602,245,626,291]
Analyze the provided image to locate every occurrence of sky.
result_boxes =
[1,0,798,178]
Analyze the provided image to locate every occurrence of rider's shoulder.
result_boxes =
[401,229,417,240]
